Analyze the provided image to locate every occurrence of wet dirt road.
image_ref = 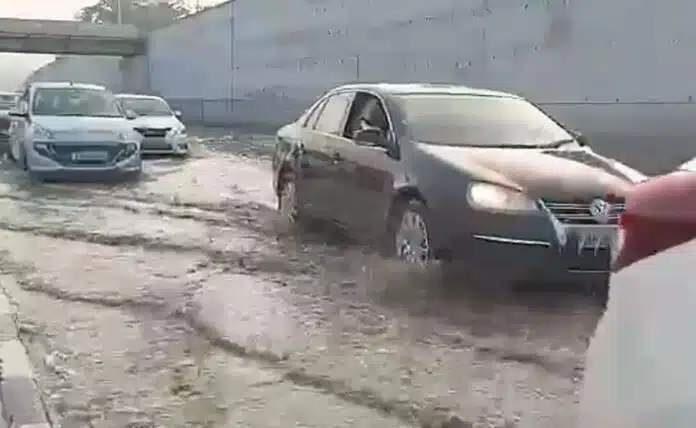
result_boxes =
[0,130,602,428]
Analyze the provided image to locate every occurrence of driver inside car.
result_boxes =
[353,99,388,140]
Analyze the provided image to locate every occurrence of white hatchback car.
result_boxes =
[115,94,188,156]
[8,82,142,181]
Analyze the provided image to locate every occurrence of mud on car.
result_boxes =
[272,83,645,303]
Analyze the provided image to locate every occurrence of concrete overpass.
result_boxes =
[0,18,146,56]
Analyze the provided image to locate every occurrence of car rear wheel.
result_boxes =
[386,199,433,265]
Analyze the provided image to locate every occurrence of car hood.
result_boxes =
[34,116,134,132]
[416,143,637,200]
[130,115,181,129]
[32,116,140,144]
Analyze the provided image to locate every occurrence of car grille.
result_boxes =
[543,199,626,225]
[134,127,171,138]
[141,137,172,150]
[42,143,125,166]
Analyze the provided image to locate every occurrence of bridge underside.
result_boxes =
[0,18,145,56]
[0,35,145,56]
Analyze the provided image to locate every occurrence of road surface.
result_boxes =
[0,130,602,428]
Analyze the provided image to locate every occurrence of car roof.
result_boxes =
[115,93,164,100]
[332,83,520,99]
[29,82,108,91]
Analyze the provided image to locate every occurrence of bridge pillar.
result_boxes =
[119,55,150,94]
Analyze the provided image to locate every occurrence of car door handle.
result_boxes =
[331,152,343,164]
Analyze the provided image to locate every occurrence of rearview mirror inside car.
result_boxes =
[354,128,386,147]
[125,109,138,120]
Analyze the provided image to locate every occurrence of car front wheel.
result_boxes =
[386,199,433,265]
[277,174,300,224]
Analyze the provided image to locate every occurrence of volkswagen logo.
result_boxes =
[589,198,612,224]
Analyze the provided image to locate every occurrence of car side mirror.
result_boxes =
[354,128,387,148]
[125,109,138,120]
[7,109,26,118]
[9,100,28,117]
[174,110,182,118]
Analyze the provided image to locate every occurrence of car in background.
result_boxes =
[115,94,188,156]
[272,83,645,302]
[8,82,142,181]
[578,165,696,427]
[0,91,18,145]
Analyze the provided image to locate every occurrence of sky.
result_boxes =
[0,0,221,90]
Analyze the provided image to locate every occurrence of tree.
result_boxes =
[77,0,196,32]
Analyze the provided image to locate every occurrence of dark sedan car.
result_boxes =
[271,83,644,299]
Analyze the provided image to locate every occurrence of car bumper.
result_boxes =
[140,135,188,154]
[434,206,614,285]
[27,149,142,177]
[460,233,611,284]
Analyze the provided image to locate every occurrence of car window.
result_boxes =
[302,98,328,128]
[314,93,353,135]
[118,97,172,116]
[31,87,122,117]
[395,94,572,147]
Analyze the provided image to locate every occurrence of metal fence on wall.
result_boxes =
[166,96,307,130]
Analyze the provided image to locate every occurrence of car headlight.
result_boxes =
[32,125,54,140]
[467,182,538,212]
[171,126,186,136]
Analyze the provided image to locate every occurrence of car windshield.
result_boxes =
[32,87,123,117]
[396,94,573,147]
[118,97,173,116]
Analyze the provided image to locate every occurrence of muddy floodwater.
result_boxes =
[0,130,602,428]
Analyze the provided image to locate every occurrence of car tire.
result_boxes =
[384,198,433,265]
[277,172,301,225]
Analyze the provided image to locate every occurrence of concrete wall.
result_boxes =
[148,1,235,124]
[22,0,696,173]
[24,56,122,91]
[226,0,696,173]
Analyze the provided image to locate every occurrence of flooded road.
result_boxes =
[0,130,602,428]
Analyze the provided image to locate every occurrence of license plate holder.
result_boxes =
[72,150,108,162]
[567,226,618,254]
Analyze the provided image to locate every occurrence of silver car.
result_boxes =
[8,82,142,181]
[115,94,188,156]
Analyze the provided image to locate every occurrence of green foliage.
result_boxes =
[77,0,198,32]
